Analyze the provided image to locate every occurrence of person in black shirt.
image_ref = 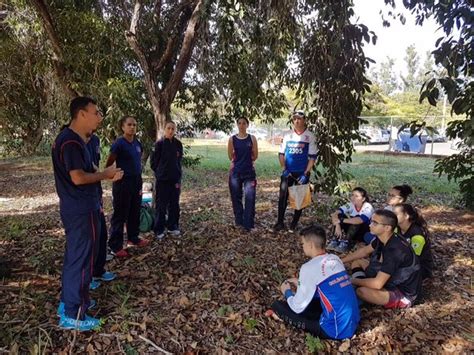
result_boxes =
[393,203,433,279]
[151,121,183,240]
[341,209,422,309]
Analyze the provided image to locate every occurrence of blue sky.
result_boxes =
[352,0,443,76]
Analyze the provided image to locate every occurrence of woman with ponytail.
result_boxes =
[393,203,433,279]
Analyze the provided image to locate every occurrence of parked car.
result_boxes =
[359,127,390,144]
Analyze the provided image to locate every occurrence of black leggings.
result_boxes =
[337,213,369,242]
[271,299,329,338]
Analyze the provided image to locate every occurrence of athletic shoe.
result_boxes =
[106,252,114,261]
[272,222,285,232]
[58,314,101,331]
[335,240,351,253]
[168,229,181,236]
[327,239,339,251]
[288,221,298,233]
[113,249,130,258]
[127,238,150,247]
[94,271,116,282]
[57,300,96,317]
[155,232,166,241]
[89,279,101,290]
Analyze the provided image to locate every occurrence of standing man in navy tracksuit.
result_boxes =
[52,97,123,331]
[106,116,149,258]
[151,121,184,240]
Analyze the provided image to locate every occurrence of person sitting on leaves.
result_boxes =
[393,203,433,280]
[341,209,422,309]
[363,184,413,245]
[269,224,360,340]
[328,187,374,253]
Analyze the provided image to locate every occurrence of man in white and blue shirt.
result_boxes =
[271,225,360,339]
[274,110,317,232]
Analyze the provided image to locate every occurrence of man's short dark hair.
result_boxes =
[299,224,326,249]
[373,209,398,230]
[70,96,97,119]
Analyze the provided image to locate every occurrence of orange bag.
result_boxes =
[288,184,312,210]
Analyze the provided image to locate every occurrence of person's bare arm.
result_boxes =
[70,165,123,185]
[341,244,374,264]
[351,271,390,290]
[251,135,258,161]
[227,137,233,161]
[105,153,118,167]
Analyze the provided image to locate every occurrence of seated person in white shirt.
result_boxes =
[270,225,360,340]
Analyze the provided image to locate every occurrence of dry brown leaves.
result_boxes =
[0,159,473,353]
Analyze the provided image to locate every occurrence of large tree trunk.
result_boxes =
[126,0,204,142]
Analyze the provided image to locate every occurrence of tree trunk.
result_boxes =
[30,0,79,99]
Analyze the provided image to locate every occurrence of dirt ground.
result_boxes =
[0,158,473,354]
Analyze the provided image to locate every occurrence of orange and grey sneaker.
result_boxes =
[127,238,150,247]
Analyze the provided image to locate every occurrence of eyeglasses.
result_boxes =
[84,109,103,117]
[387,193,401,198]
[370,220,392,226]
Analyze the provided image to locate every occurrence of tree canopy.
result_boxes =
[0,0,471,206]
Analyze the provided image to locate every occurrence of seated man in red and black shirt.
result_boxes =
[341,209,422,309]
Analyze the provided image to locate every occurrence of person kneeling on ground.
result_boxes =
[270,224,360,340]
[341,209,422,309]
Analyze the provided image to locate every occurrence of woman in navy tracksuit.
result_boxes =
[151,121,183,239]
[227,117,258,231]
[107,116,149,257]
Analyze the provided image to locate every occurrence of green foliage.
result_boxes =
[390,0,473,209]
[305,334,325,353]
[295,1,376,194]
[217,305,234,317]
[243,318,258,332]
[401,44,421,92]
[182,144,202,169]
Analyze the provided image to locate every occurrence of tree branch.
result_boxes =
[125,0,158,99]
[163,0,204,103]
[30,0,79,99]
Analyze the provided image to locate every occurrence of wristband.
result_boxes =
[284,289,294,300]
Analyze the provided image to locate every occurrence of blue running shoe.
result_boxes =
[335,240,351,253]
[94,271,116,282]
[327,239,339,251]
[57,300,97,317]
[89,279,101,290]
[58,314,102,331]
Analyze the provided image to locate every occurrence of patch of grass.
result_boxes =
[217,305,234,317]
[305,334,325,353]
[243,318,258,332]
[1,218,29,241]
[241,256,256,268]
[186,140,460,206]
[124,344,139,355]
[270,269,285,284]
[112,282,133,317]
[189,207,217,223]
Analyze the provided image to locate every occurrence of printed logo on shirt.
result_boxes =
[287,142,305,154]
[321,255,341,277]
